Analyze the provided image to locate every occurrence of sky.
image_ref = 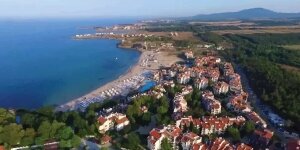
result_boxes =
[0,0,300,19]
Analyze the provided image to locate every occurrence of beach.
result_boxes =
[56,48,182,111]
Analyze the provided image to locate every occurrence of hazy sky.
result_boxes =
[0,0,300,18]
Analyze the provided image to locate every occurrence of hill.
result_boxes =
[189,8,300,20]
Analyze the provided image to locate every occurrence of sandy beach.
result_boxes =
[56,48,182,111]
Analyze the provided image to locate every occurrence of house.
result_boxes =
[216,46,224,51]
[227,94,251,113]
[210,137,233,150]
[140,106,148,113]
[213,81,229,95]
[182,85,193,95]
[194,77,208,90]
[147,125,182,150]
[194,56,221,67]
[236,143,253,150]
[98,117,114,133]
[205,69,220,82]
[148,129,164,150]
[222,62,235,77]
[173,93,188,119]
[202,98,221,115]
[250,129,274,149]
[153,71,161,81]
[202,90,215,100]
[285,138,300,150]
[100,135,112,145]
[229,77,242,93]
[44,140,59,150]
[114,115,130,131]
[181,132,202,150]
[185,51,194,59]
[98,113,130,133]
[176,116,245,136]
[204,44,214,48]
[176,116,194,128]
[192,143,208,150]
[246,112,267,128]
[177,72,191,84]
[163,80,175,88]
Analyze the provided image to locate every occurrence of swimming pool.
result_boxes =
[139,80,156,93]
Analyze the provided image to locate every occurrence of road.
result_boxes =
[234,64,288,143]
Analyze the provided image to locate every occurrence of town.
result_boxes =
[94,51,291,149]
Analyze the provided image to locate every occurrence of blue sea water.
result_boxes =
[0,18,140,109]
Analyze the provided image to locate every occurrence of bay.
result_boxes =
[0,18,140,109]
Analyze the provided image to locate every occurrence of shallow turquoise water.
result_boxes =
[0,18,140,109]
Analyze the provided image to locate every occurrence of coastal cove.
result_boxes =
[0,19,140,109]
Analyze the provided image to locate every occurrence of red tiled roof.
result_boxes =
[192,143,207,150]
[286,139,300,150]
[101,135,112,144]
[236,143,253,150]
[0,146,5,150]
[149,129,162,139]
[254,129,274,140]
[115,117,129,125]
[98,117,107,124]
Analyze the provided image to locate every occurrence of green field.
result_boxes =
[282,44,300,50]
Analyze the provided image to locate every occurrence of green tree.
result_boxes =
[226,126,241,143]
[122,132,141,150]
[57,126,73,140]
[141,112,151,126]
[161,138,172,150]
[37,121,52,139]
[0,123,25,148]
[0,108,15,125]
[20,113,36,128]
[242,121,255,136]
[20,128,35,146]
[71,135,81,148]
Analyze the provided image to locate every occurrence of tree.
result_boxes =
[50,120,65,138]
[226,126,241,143]
[141,112,151,126]
[0,123,25,148]
[36,106,54,120]
[71,135,81,148]
[57,126,73,140]
[242,121,255,136]
[0,108,15,125]
[161,138,172,150]
[122,132,141,150]
[20,128,36,146]
[20,113,36,128]
[37,121,52,139]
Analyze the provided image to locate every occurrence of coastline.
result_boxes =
[56,43,182,111]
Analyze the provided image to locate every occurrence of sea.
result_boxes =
[0,18,141,109]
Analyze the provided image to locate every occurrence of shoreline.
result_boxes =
[56,43,182,111]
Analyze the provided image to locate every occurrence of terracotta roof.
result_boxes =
[115,116,129,125]
[149,129,162,139]
[0,146,5,150]
[192,143,207,150]
[236,143,253,150]
[254,129,274,140]
[286,138,300,150]
[101,135,112,144]
[98,117,107,124]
